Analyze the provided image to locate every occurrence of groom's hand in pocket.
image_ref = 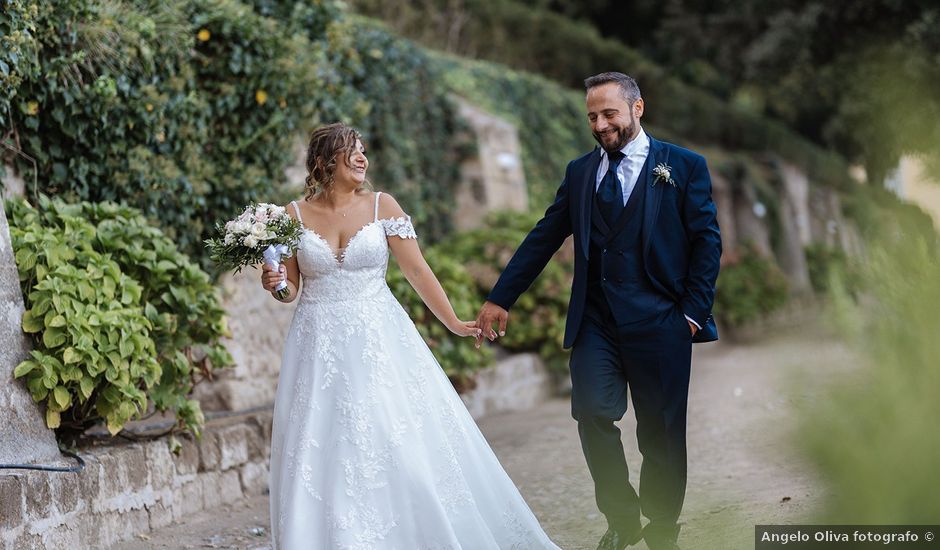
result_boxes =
[475,301,508,349]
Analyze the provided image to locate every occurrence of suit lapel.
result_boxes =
[579,147,601,259]
[641,136,668,255]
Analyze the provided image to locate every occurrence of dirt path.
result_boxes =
[115,326,854,550]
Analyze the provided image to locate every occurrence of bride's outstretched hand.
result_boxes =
[450,320,483,338]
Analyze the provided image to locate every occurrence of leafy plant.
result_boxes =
[443,211,574,372]
[386,246,492,386]
[713,242,789,327]
[0,0,348,265]
[805,243,861,297]
[804,235,940,522]
[6,195,233,437]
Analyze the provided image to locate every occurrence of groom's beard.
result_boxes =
[593,120,636,152]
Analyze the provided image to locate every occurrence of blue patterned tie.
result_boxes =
[597,150,626,226]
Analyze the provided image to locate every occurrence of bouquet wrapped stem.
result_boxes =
[263,243,292,300]
[205,203,303,298]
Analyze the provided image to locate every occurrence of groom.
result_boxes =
[475,72,721,550]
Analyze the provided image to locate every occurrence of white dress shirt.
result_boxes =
[593,128,701,331]
[595,128,650,206]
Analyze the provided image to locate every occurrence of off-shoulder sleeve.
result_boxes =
[381,216,417,240]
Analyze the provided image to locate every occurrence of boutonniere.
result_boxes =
[652,163,676,187]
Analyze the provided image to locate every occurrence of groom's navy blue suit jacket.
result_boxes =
[487,135,722,349]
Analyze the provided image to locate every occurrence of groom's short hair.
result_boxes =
[584,72,642,104]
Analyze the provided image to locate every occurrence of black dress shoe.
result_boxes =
[596,527,643,550]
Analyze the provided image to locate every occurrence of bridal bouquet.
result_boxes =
[205,203,303,299]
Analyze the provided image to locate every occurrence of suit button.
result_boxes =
[602,277,607,282]
[617,277,624,283]
[618,250,623,256]
[602,248,607,254]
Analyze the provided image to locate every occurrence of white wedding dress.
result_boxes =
[269,193,560,549]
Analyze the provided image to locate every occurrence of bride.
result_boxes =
[260,122,561,549]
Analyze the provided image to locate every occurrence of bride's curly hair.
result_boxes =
[303,123,371,200]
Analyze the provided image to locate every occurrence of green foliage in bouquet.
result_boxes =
[386,247,492,387]
[204,202,303,275]
[5,195,233,438]
[444,211,574,372]
[713,242,789,327]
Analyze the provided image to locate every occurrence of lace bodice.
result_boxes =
[290,193,416,304]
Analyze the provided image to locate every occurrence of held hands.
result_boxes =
[474,301,509,349]
[448,320,484,339]
[261,263,287,293]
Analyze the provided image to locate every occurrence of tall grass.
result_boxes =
[801,228,940,522]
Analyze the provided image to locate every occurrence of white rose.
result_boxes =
[243,235,258,248]
[224,233,235,245]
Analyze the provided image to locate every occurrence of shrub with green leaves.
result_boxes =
[1,0,352,264]
[714,243,789,327]
[804,236,940,522]
[804,243,862,296]
[442,211,574,372]
[6,195,232,437]
[386,247,491,387]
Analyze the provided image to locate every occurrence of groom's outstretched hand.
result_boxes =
[474,301,508,349]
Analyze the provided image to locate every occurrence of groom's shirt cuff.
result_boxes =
[684,315,701,330]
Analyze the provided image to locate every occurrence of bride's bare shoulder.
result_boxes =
[375,191,407,219]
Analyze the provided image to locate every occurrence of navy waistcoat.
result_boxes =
[586,167,675,328]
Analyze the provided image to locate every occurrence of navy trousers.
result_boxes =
[569,291,692,538]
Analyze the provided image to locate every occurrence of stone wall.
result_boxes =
[194,270,294,412]
[0,411,272,550]
[453,98,528,231]
[460,353,558,419]
[0,191,61,466]
[709,156,863,293]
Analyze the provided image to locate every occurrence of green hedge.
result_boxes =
[443,211,573,372]
[803,236,940,522]
[351,1,853,190]
[340,21,464,240]
[1,0,330,262]
[6,195,232,438]
[713,243,789,327]
[433,52,593,205]
[0,0,462,267]
[387,247,492,386]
